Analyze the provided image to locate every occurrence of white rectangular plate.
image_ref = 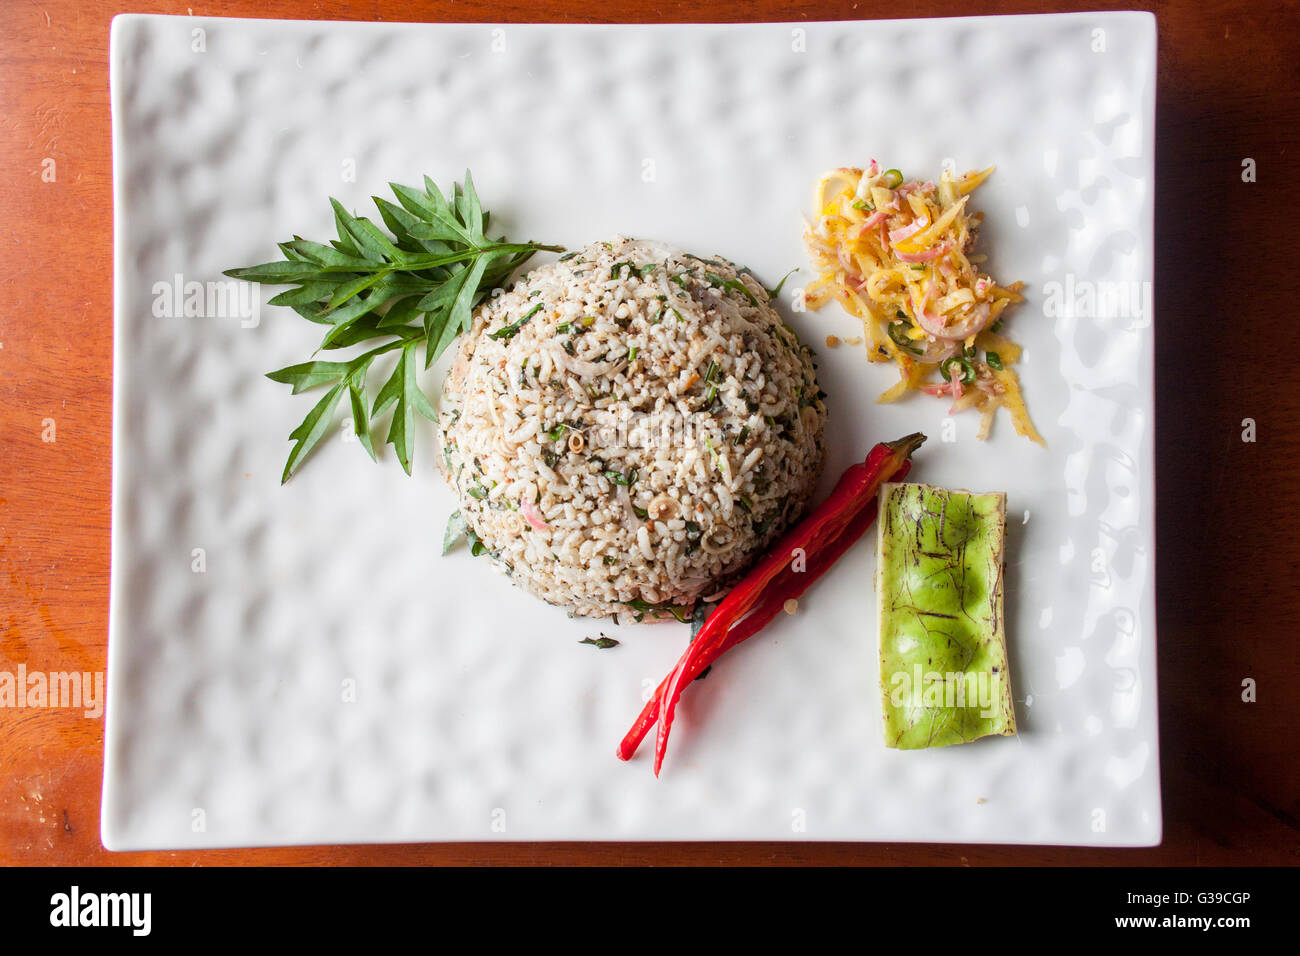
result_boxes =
[106,12,1159,848]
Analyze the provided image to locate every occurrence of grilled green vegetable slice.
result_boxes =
[876,482,1016,749]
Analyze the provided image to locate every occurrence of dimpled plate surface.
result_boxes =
[105,13,1159,848]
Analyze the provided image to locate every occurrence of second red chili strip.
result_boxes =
[619,432,926,774]
[617,489,895,762]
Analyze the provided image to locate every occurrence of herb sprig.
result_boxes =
[621,598,693,624]
[226,172,563,482]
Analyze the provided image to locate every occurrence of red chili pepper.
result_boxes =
[617,432,926,773]
[615,491,891,761]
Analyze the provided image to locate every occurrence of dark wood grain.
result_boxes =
[1,0,1297,866]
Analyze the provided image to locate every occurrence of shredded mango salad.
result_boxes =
[803,161,1042,444]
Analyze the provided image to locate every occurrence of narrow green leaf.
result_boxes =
[224,261,323,283]
[281,238,373,269]
[417,267,475,369]
[390,182,438,219]
[316,312,373,351]
[420,306,455,370]
[443,510,467,555]
[764,267,799,299]
[413,387,438,422]
[416,261,471,313]
[429,253,489,367]
[407,345,438,422]
[278,239,312,262]
[372,196,419,244]
[329,201,377,261]
[290,302,338,326]
[370,352,405,419]
[423,175,450,211]
[407,216,475,245]
[457,169,485,243]
[348,381,377,462]
[266,360,350,394]
[385,342,418,475]
[281,383,345,483]
[344,212,408,264]
[488,302,544,341]
[323,268,393,313]
[706,271,760,307]
[268,281,344,308]
[310,295,379,336]
[330,229,363,259]
[320,314,423,351]
[376,295,424,329]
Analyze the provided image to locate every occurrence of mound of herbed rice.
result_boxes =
[438,237,828,621]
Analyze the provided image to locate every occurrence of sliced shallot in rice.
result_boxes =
[521,497,550,532]
[550,345,626,380]
[618,485,643,531]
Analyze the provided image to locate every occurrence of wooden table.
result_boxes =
[1,0,1296,866]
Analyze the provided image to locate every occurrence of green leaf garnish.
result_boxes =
[280,383,346,484]
[621,598,692,624]
[266,360,352,395]
[489,302,543,341]
[228,172,564,483]
[443,510,468,555]
[604,467,638,487]
[764,267,799,299]
[705,271,760,307]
